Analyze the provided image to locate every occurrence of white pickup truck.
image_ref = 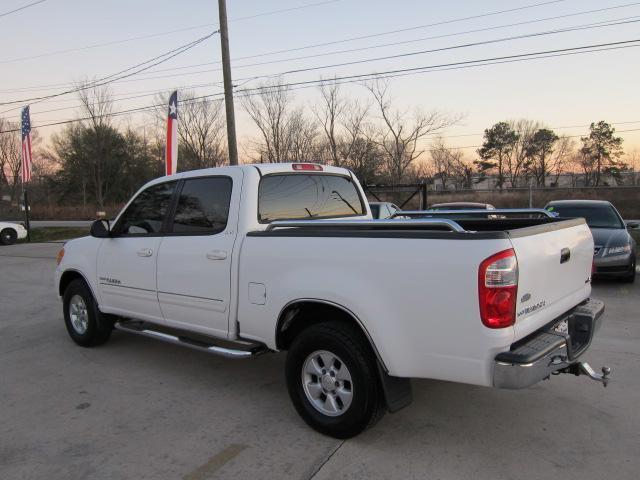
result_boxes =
[55,163,608,438]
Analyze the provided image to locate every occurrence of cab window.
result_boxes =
[112,182,176,236]
[169,177,232,234]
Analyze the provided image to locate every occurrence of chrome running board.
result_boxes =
[114,321,268,359]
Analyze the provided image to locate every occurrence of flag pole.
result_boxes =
[23,188,31,243]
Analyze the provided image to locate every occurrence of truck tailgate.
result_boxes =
[508,218,594,341]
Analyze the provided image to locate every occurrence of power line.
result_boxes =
[69,14,638,88]
[0,0,47,18]
[239,18,640,84]
[1,16,630,122]
[11,40,640,127]
[2,38,639,134]
[4,1,637,95]
[5,12,632,118]
[231,39,640,94]
[0,0,341,64]
[230,0,341,22]
[232,0,573,61]
[0,31,218,106]
[165,10,640,79]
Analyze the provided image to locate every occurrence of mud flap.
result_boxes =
[377,362,413,413]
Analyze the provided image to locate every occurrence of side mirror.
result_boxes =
[626,221,639,229]
[90,219,110,238]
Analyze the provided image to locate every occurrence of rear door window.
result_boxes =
[258,174,365,222]
[170,177,232,234]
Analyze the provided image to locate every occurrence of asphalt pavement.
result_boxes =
[1,242,638,480]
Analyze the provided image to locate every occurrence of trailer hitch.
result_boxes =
[559,362,611,387]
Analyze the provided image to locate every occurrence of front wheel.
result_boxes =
[285,321,385,438]
[0,228,17,245]
[63,279,113,347]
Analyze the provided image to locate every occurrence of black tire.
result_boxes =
[620,257,636,283]
[0,228,17,245]
[63,278,113,347]
[285,321,385,439]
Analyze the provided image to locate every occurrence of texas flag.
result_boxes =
[165,91,178,176]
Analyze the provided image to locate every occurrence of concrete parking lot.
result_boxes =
[1,242,638,480]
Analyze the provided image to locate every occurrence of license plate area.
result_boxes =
[554,319,569,335]
[547,313,594,360]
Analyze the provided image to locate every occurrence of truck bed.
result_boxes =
[239,216,593,386]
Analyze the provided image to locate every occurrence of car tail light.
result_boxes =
[478,248,518,329]
[292,163,323,171]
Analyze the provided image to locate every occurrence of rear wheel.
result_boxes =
[63,279,113,347]
[285,321,385,438]
[0,228,17,245]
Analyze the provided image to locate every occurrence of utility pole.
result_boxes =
[218,0,238,165]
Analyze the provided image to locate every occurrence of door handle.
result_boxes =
[136,248,153,257]
[206,250,228,260]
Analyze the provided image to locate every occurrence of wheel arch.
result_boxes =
[58,269,96,300]
[275,298,388,372]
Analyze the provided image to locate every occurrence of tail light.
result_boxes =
[478,249,518,329]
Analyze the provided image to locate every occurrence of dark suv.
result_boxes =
[545,200,637,283]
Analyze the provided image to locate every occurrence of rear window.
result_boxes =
[258,174,365,222]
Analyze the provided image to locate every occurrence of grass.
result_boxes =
[19,227,89,243]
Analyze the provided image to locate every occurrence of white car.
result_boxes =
[0,221,27,245]
[55,163,608,438]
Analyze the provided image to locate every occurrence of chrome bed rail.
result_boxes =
[393,208,554,218]
[265,218,467,233]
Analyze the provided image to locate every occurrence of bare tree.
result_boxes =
[626,149,640,186]
[151,91,227,170]
[286,107,320,161]
[366,79,456,184]
[505,119,540,188]
[0,118,22,202]
[0,118,42,203]
[178,94,227,169]
[77,82,119,209]
[0,118,14,190]
[430,137,473,190]
[241,80,294,162]
[550,136,575,186]
[313,82,346,166]
[430,137,456,189]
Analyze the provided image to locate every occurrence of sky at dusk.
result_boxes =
[2,0,639,160]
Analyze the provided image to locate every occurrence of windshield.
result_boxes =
[258,174,365,222]
[547,204,624,229]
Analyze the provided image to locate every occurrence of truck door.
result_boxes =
[96,181,177,322]
[156,172,241,338]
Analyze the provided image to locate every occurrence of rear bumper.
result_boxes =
[493,298,605,389]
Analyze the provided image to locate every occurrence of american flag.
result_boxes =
[165,91,178,176]
[21,106,33,183]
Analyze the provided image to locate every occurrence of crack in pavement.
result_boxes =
[308,440,345,480]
